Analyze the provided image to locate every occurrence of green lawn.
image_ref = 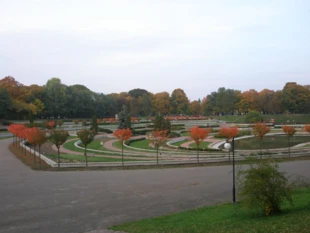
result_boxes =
[189,141,211,149]
[129,139,156,150]
[214,114,310,124]
[47,153,138,162]
[110,188,310,233]
[63,139,118,155]
[170,140,189,147]
[233,135,310,150]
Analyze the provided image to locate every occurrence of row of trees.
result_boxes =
[1,76,310,120]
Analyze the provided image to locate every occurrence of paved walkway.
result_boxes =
[1,138,310,233]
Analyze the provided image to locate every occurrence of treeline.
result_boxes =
[0,76,310,120]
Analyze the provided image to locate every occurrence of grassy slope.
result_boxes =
[111,189,310,233]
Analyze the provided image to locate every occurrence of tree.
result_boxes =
[170,88,189,115]
[153,114,171,134]
[73,119,79,131]
[218,126,239,161]
[304,125,310,134]
[113,128,132,167]
[0,88,12,118]
[252,122,270,157]
[118,105,129,129]
[282,82,310,113]
[56,120,63,128]
[44,78,68,117]
[238,159,293,216]
[77,129,96,167]
[34,128,47,168]
[90,114,98,133]
[245,110,263,123]
[282,125,296,157]
[189,100,201,115]
[190,126,211,164]
[147,130,169,166]
[152,92,171,115]
[49,129,69,170]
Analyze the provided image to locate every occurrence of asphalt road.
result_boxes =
[1,138,310,233]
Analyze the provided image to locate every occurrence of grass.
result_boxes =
[189,141,211,149]
[170,140,189,147]
[214,114,310,124]
[234,135,310,150]
[110,188,310,233]
[129,139,156,150]
[46,153,138,162]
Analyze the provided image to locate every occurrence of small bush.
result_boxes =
[237,159,294,216]
[170,132,181,137]
[2,121,13,126]
[98,128,112,133]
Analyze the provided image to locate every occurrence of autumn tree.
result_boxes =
[282,125,296,157]
[77,129,96,167]
[147,130,169,166]
[304,125,310,134]
[57,120,64,128]
[152,92,171,115]
[189,100,201,115]
[49,129,69,170]
[252,122,271,157]
[113,128,132,167]
[34,128,48,168]
[170,88,189,115]
[190,126,211,164]
[218,126,239,161]
[23,127,37,162]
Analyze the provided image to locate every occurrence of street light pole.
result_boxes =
[232,136,236,203]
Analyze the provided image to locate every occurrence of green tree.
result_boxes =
[118,105,130,129]
[170,88,189,115]
[245,110,263,123]
[90,114,98,133]
[77,129,96,167]
[49,129,69,170]
[238,159,294,216]
[282,82,310,113]
[44,78,68,118]
[0,88,12,118]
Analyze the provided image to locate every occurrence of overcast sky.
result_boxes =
[1,0,309,101]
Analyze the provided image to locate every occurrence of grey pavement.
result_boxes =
[1,138,310,233]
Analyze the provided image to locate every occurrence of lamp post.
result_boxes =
[224,137,236,203]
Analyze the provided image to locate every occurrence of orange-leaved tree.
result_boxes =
[282,125,296,157]
[113,128,132,167]
[77,129,96,168]
[252,122,270,157]
[49,129,69,170]
[34,128,48,168]
[147,130,169,166]
[23,127,37,161]
[304,125,310,134]
[190,126,211,164]
[218,126,239,161]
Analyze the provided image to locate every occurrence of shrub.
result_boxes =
[98,128,112,133]
[170,132,181,138]
[237,159,294,216]
[2,121,13,126]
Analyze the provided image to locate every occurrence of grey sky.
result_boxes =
[1,0,309,101]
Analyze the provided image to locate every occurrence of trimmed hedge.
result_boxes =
[125,137,145,146]
[98,128,113,133]
[178,146,220,152]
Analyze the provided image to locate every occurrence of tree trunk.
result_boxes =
[85,146,88,168]
[156,146,159,166]
[121,143,124,168]
[197,145,199,165]
[57,147,60,170]
[34,145,36,164]
[288,137,290,157]
[39,145,42,169]
[260,140,262,159]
